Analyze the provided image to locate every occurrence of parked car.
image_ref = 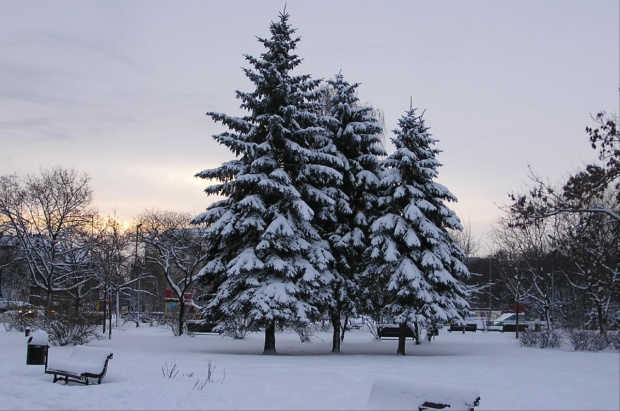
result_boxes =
[488,313,529,332]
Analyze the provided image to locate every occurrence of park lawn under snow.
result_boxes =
[0,324,618,410]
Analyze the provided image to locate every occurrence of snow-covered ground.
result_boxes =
[0,324,618,410]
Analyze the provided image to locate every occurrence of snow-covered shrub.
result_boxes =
[567,329,609,351]
[317,319,331,333]
[537,329,562,348]
[518,329,540,347]
[217,317,252,340]
[567,329,590,351]
[159,313,183,336]
[44,314,102,346]
[519,329,563,349]
[589,333,611,351]
[290,321,315,342]
[1,310,37,332]
[364,317,381,340]
[609,332,620,350]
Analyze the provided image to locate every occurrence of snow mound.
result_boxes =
[367,377,480,410]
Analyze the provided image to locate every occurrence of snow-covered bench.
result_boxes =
[367,378,480,411]
[45,345,113,385]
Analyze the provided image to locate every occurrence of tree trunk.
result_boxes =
[515,305,520,339]
[263,321,277,355]
[102,298,107,334]
[45,289,54,316]
[340,315,349,342]
[397,322,407,355]
[108,299,112,339]
[597,303,606,336]
[331,312,341,353]
[74,296,80,314]
[115,289,120,327]
[544,302,552,330]
[414,322,420,345]
[178,297,185,336]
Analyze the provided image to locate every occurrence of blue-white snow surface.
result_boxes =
[1,324,618,410]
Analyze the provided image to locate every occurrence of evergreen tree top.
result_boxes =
[249,11,301,72]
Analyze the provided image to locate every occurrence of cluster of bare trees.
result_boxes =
[1,167,98,313]
[0,168,142,335]
[466,112,619,335]
[0,167,212,337]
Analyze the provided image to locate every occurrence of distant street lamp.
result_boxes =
[135,223,142,328]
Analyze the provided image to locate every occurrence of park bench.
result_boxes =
[368,378,481,411]
[186,320,221,334]
[378,324,416,339]
[448,323,478,333]
[501,323,529,333]
[45,345,113,385]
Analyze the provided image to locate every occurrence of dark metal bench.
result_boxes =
[186,320,221,334]
[502,324,529,332]
[377,324,416,339]
[448,323,478,332]
[45,345,113,385]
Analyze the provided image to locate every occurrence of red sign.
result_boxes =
[512,304,525,313]
[164,289,194,303]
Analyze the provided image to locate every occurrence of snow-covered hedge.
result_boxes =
[610,332,620,350]
[518,329,562,349]
[42,314,102,346]
[567,329,609,351]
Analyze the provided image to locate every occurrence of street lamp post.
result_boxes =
[135,223,142,328]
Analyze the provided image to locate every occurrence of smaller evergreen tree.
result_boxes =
[318,73,386,352]
[364,107,470,355]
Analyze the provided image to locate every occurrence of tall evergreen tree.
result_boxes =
[194,11,338,354]
[318,73,386,352]
[364,107,470,355]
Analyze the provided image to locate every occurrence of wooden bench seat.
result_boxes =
[45,345,113,385]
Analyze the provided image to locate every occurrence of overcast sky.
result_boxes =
[1,1,618,251]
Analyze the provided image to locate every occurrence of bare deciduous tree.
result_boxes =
[450,219,480,260]
[139,209,211,336]
[89,215,145,337]
[0,167,96,313]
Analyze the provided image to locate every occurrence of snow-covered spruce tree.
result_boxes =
[364,107,469,355]
[193,12,338,354]
[318,73,386,352]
